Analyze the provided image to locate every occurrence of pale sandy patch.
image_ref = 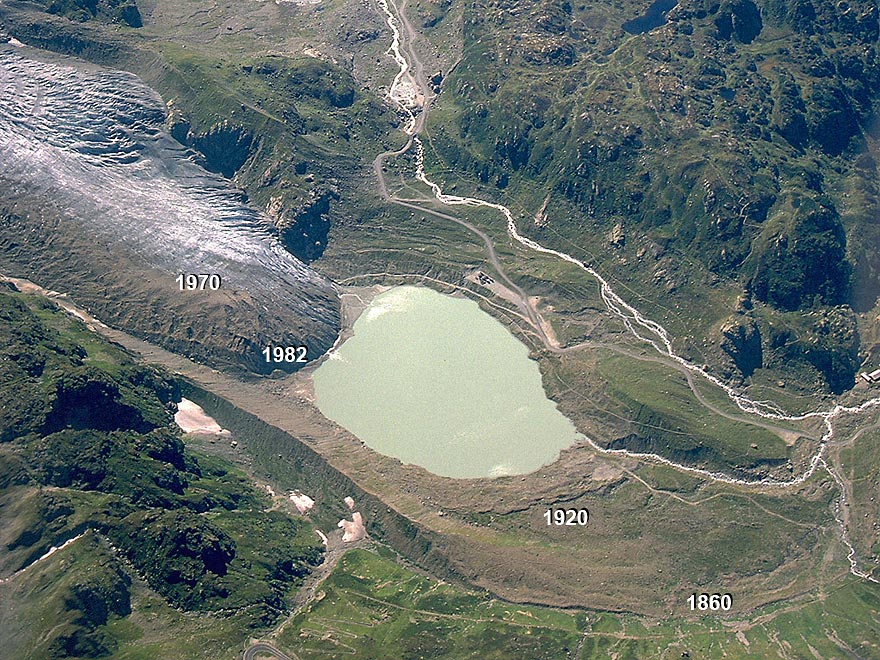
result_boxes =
[530,296,560,348]
[777,429,803,447]
[344,496,356,510]
[362,288,415,322]
[389,79,424,110]
[591,462,625,482]
[489,463,514,477]
[465,270,520,307]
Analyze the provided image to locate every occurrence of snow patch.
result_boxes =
[338,512,366,542]
[174,398,228,435]
[290,491,315,514]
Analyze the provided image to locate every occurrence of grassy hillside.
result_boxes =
[275,547,880,659]
[419,0,880,392]
[0,287,323,658]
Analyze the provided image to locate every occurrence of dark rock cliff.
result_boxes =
[720,315,763,378]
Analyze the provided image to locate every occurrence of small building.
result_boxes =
[859,368,880,384]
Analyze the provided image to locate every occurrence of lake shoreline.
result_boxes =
[310,285,582,479]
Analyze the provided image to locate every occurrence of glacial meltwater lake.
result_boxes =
[312,286,582,479]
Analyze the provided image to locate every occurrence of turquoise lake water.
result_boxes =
[312,286,581,478]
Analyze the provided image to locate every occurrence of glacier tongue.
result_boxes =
[0,44,340,373]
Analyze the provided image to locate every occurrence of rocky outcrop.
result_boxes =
[0,6,134,64]
[110,509,236,607]
[47,550,132,658]
[720,315,763,378]
[805,80,860,155]
[792,306,860,394]
[44,367,157,435]
[520,36,576,66]
[117,4,140,27]
[714,0,762,42]
[43,0,142,28]
[770,71,808,147]
[170,118,255,179]
[267,188,338,263]
[750,198,849,312]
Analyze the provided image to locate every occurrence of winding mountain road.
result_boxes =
[242,643,296,660]
[371,0,880,583]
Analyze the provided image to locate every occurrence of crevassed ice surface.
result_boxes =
[0,45,338,343]
[313,286,583,478]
